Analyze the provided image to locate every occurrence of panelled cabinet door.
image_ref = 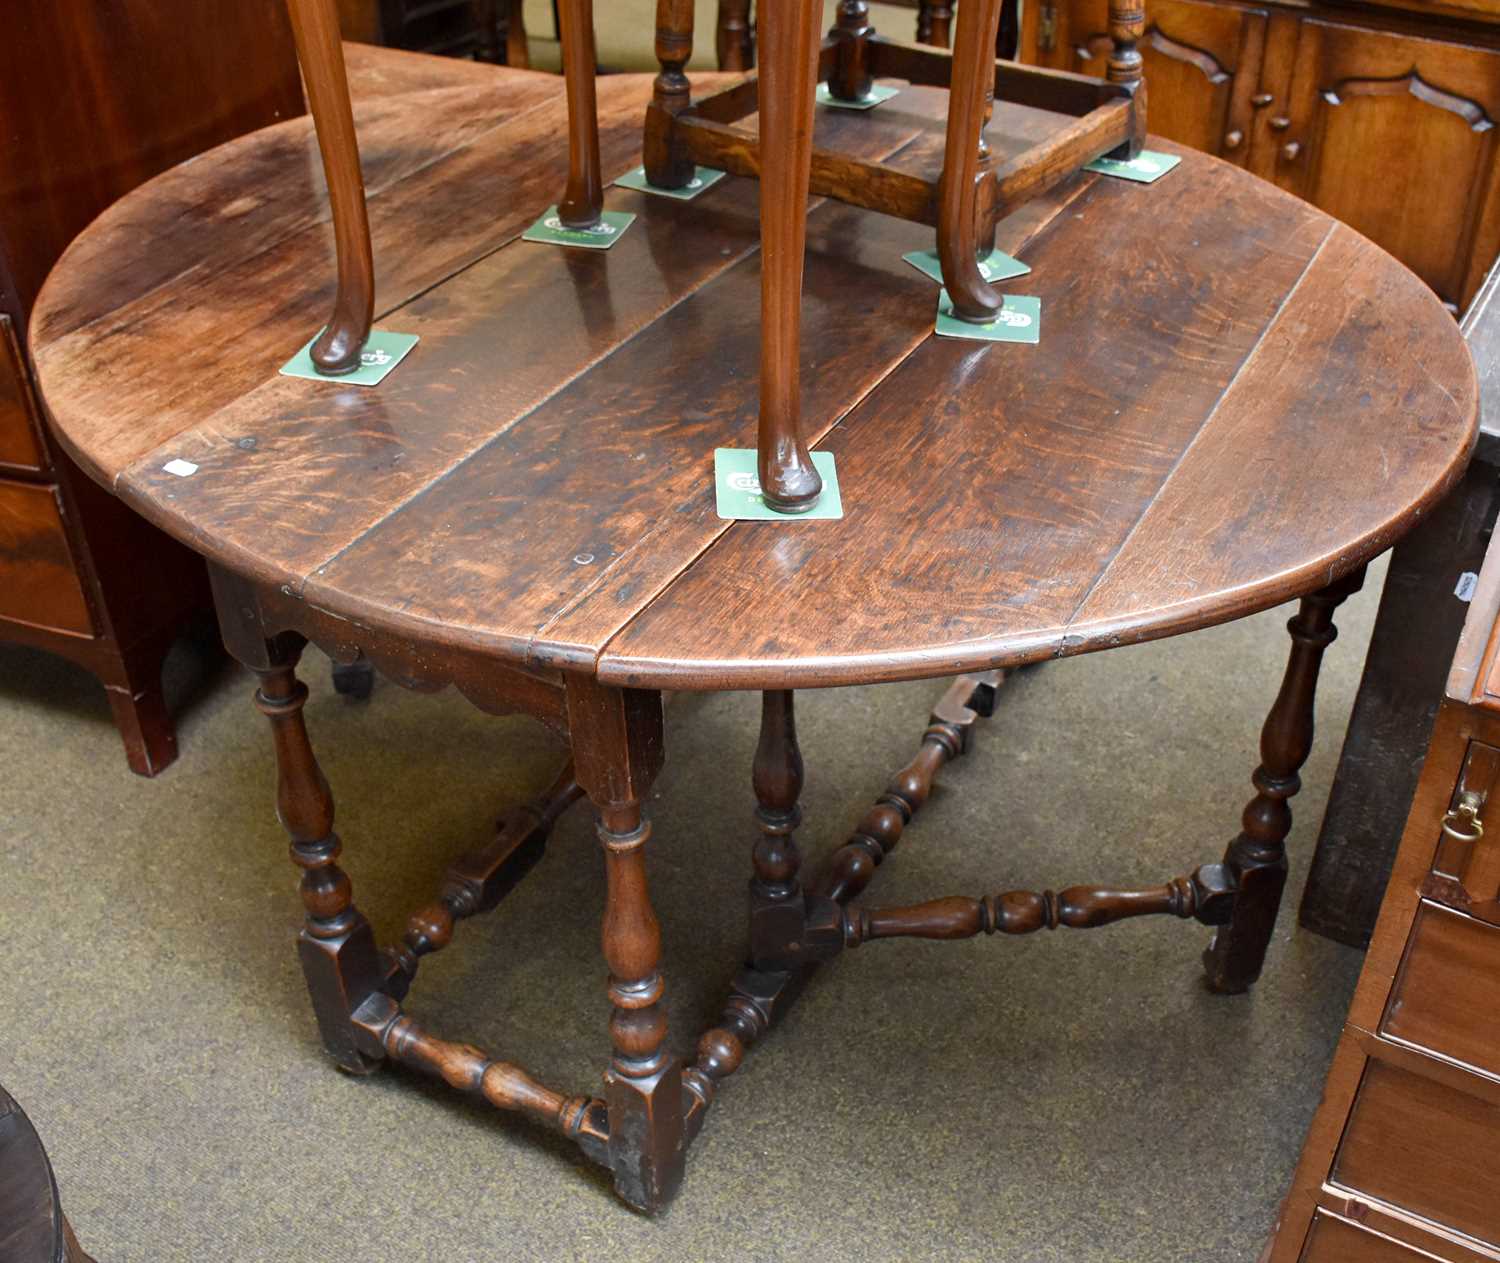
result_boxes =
[1030,0,1267,163]
[1276,20,1500,311]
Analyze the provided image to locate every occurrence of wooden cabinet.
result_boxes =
[1019,0,1500,310]
[0,2,306,773]
[1029,0,1269,163]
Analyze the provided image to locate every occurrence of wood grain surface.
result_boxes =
[30,59,1478,692]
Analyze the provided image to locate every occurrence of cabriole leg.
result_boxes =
[566,677,683,1213]
[285,0,374,373]
[556,0,603,227]
[756,0,824,512]
[1203,568,1366,994]
[936,0,1004,322]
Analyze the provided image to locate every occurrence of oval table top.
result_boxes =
[31,51,1478,693]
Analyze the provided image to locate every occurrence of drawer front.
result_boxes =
[1333,1058,1500,1249]
[1300,1210,1452,1263]
[1383,901,1500,1079]
[0,479,92,635]
[0,315,47,472]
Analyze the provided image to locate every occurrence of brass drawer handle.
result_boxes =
[1443,791,1485,844]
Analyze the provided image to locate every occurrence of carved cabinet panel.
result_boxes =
[1028,0,1267,162]
[1019,1,1500,312]
[1275,20,1500,311]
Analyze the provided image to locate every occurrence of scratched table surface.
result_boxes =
[30,45,1477,692]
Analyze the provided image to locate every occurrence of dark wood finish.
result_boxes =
[717,0,1016,68]
[565,676,682,1213]
[748,691,809,967]
[30,56,1480,1219]
[755,0,826,510]
[937,0,1007,320]
[1301,454,1498,947]
[1267,280,1500,1256]
[1019,0,1500,312]
[646,0,697,189]
[337,0,528,62]
[817,672,1005,902]
[288,0,376,374]
[1204,568,1364,993]
[0,0,307,773]
[31,91,1475,688]
[0,481,92,636]
[0,1086,94,1263]
[718,0,754,70]
[1302,248,1500,948]
[647,0,1145,500]
[842,864,1235,942]
[387,762,583,994]
[0,317,46,473]
[558,0,604,228]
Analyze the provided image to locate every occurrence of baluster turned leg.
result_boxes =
[255,643,386,1073]
[1203,568,1365,995]
[918,0,954,47]
[936,0,1005,323]
[285,0,374,374]
[1107,0,1148,157]
[556,0,604,228]
[749,691,807,967]
[716,0,754,70]
[828,1,875,103]
[565,677,683,1213]
[757,0,824,512]
[644,0,696,189]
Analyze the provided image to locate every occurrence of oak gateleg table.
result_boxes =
[28,45,1476,1215]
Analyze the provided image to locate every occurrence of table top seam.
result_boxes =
[1054,215,1338,651]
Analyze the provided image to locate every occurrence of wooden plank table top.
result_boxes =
[29,47,1479,692]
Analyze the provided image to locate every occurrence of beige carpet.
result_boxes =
[0,558,1376,1260]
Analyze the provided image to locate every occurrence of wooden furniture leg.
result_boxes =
[1203,568,1366,994]
[505,0,530,67]
[211,567,385,1072]
[645,0,696,189]
[918,0,954,47]
[749,690,807,968]
[101,630,178,776]
[828,1,875,103]
[937,0,1005,321]
[556,0,603,228]
[565,677,683,1214]
[1107,0,1148,157]
[756,0,824,512]
[716,0,754,70]
[257,640,386,1071]
[285,0,374,374]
